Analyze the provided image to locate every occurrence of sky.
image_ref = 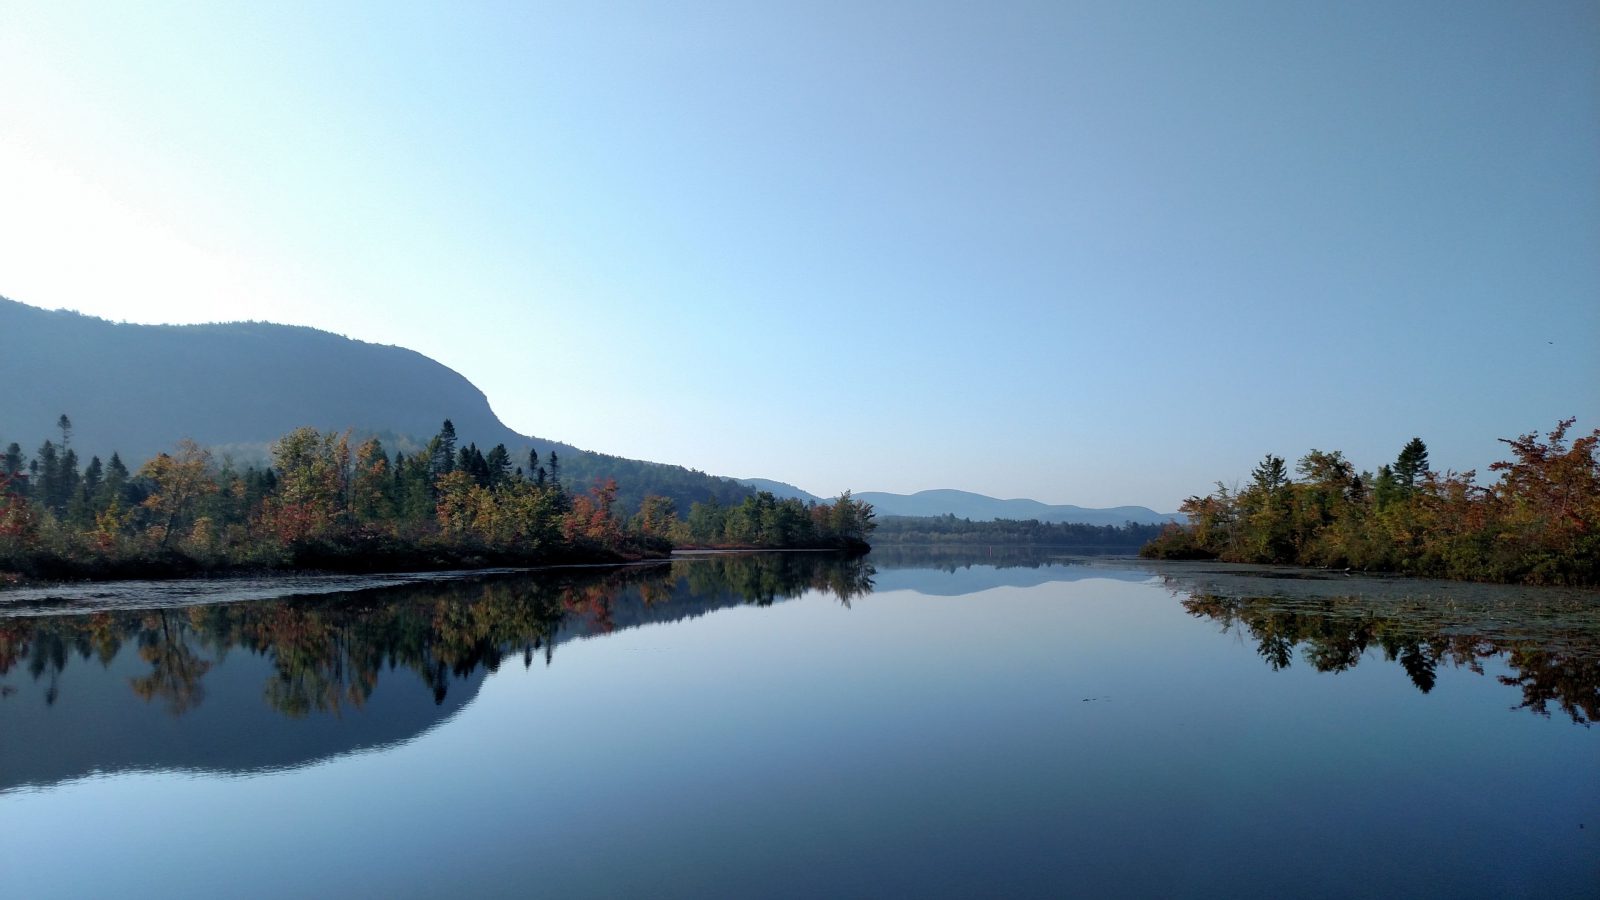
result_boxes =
[1,0,1595,510]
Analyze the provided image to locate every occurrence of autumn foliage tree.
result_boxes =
[263,427,350,543]
[137,440,219,550]
[0,416,872,580]
[1143,419,1599,585]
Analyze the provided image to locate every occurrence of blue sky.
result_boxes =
[1,1,1595,510]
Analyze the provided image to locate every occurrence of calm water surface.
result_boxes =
[2,551,1596,898]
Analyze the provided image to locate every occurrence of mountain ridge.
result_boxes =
[0,297,752,511]
[736,480,1178,526]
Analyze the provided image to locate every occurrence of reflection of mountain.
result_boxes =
[872,565,1152,596]
[0,614,487,791]
[867,546,1152,596]
[0,554,872,792]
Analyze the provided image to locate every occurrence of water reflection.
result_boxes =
[0,553,872,791]
[1170,587,1600,726]
[3,549,1595,796]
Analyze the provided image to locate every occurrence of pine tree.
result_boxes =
[485,444,511,489]
[1394,438,1430,492]
[100,451,136,514]
[1250,454,1289,494]
[431,419,458,477]
[1,443,23,478]
[59,447,81,516]
[82,455,104,497]
[34,440,62,512]
[1346,472,1366,505]
[69,455,102,526]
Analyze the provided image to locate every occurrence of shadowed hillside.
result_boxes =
[0,298,751,511]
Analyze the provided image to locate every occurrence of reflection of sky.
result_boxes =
[3,564,1596,897]
[870,562,1157,596]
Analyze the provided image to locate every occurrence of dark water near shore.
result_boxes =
[2,551,1596,897]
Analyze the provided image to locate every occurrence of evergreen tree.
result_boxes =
[1250,454,1289,494]
[34,440,62,512]
[1346,472,1366,504]
[1,443,23,478]
[456,443,492,488]
[485,444,512,488]
[58,447,81,516]
[69,455,103,527]
[1394,438,1430,492]
[81,455,104,498]
[99,451,131,511]
[431,419,458,477]
[1373,464,1399,509]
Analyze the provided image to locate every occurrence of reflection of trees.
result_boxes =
[128,610,212,714]
[680,553,874,607]
[1180,591,1600,725]
[0,552,873,718]
[1500,646,1600,726]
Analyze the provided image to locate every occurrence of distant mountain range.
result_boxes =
[0,297,751,512]
[738,480,1179,526]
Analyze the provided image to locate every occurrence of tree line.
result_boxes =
[0,416,873,580]
[870,514,1167,548]
[680,491,875,550]
[1141,418,1598,585]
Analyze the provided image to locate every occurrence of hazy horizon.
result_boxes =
[3,1,1595,510]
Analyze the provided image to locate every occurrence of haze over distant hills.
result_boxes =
[738,480,1179,526]
[0,297,751,511]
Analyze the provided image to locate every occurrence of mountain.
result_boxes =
[857,490,1178,525]
[735,477,1179,526]
[0,297,751,511]
[735,478,823,502]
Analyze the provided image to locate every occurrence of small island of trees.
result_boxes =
[0,417,875,581]
[1142,418,1598,586]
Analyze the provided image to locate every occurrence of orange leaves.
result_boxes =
[1489,418,1600,535]
[561,481,622,547]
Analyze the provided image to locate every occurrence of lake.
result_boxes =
[2,551,1596,898]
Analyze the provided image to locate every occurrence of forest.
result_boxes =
[871,515,1166,548]
[0,416,875,581]
[1142,418,1599,586]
